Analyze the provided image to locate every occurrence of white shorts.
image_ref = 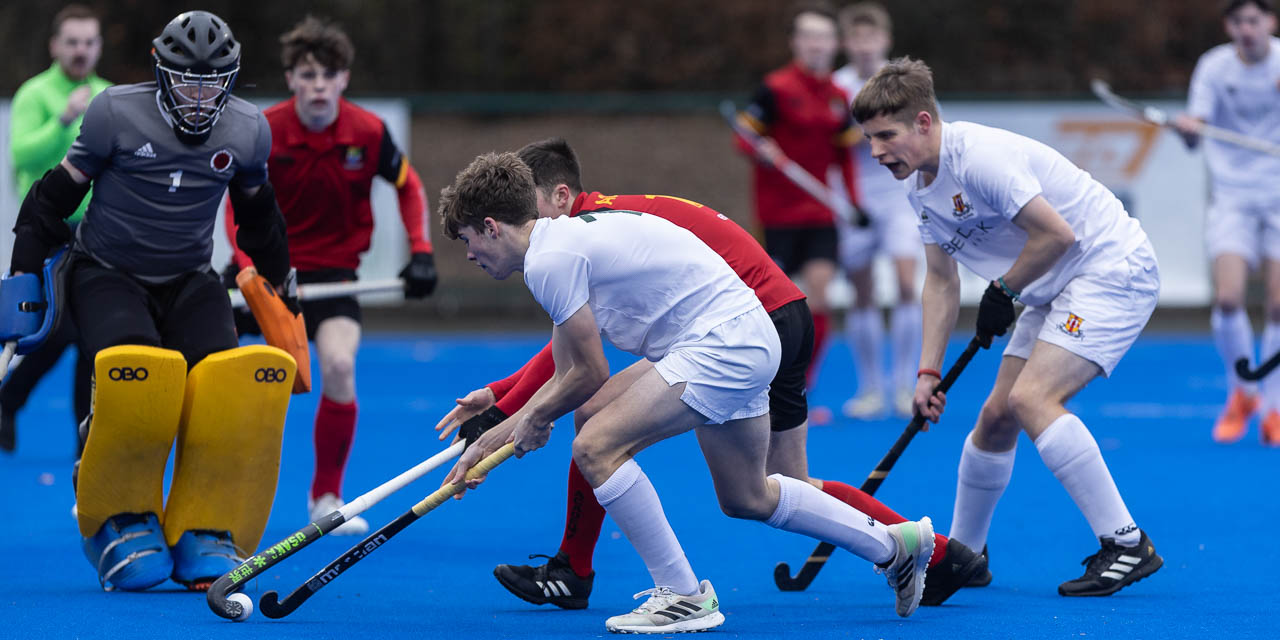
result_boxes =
[837,193,922,271]
[1003,240,1159,377]
[1204,192,1280,268]
[654,305,780,424]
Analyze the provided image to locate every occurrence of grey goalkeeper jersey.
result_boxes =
[66,82,270,280]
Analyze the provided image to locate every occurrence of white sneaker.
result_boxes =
[876,516,934,618]
[605,579,724,634]
[893,388,915,418]
[308,493,369,536]
[842,392,886,419]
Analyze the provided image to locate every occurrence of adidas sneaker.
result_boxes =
[493,551,593,610]
[1058,530,1162,597]
[604,579,723,634]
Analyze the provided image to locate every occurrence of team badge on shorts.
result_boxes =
[210,149,233,172]
[344,146,365,170]
[1059,312,1086,340]
[951,193,974,220]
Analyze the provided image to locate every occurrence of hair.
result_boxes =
[279,15,355,71]
[838,2,892,34]
[1224,0,1274,17]
[51,4,97,39]
[790,0,838,35]
[851,56,939,124]
[516,137,585,195]
[439,152,539,239]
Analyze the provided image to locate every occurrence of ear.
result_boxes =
[914,110,934,135]
[484,217,499,238]
[284,70,295,91]
[335,70,351,93]
[554,184,573,209]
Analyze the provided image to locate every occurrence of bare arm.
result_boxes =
[999,195,1076,294]
[523,306,611,430]
[913,243,960,423]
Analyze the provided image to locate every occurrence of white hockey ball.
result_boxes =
[227,592,253,622]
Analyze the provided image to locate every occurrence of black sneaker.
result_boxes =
[0,404,15,453]
[966,545,992,587]
[1058,530,1162,597]
[493,551,593,610]
[921,539,989,606]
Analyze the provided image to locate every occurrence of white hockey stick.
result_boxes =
[1091,79,1280,157]
[228,278,406,309]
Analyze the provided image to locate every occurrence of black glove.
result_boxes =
[976,280,1016,348]
[400,252,438,299]
[279,267,302,316]
[458,406,508,447]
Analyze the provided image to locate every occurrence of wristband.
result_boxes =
[997,276,1020,301]
[917,368,941,379]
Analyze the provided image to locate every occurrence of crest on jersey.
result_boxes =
[951,193,974,220]
[210,149,233,172]
[1059,312,1086,340]
[344,146,365,170]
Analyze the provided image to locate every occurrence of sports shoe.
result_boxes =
[82,512,173,591]
[1058,530,1162,597]
[920,539,988,606]
[893,388,915,418]
[170,529,243,591]
[966,545,992,587]
[309,492,369,536]
[1262,409,1280,446]
[0,403,15,452]
[842,392,886,419]
[494,551,594,609]
[605,579,724,634]
[1212,389,1258,444]
[876,516,935,618]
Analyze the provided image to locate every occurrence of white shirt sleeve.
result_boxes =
[963,146,1042,220]
[1186,53,1216,120]
[524,249,591,326]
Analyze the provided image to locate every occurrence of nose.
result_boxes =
[869,139,885,159]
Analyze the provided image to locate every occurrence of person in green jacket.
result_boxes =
[2,4,109,453]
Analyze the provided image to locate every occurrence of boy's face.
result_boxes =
[790,12,839,73]
[286,54,349,122]
[843,23,890,69]
[458,220,517,280]
[1225,2,1276,60]
[858,112,930,180]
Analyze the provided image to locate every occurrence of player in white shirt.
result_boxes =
[437,152,935,633]
[831,2,923,419]
[852,58,1163,597]
[1171,0,1280,446]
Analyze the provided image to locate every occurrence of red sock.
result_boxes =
[558,459,607,578]
[822,480,948,567]
[807,310,830,384]
[310,396,357,499]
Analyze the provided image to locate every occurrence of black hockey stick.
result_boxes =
[258,442,516,618]
[774,336,983,592]
[1236,353,1280,382]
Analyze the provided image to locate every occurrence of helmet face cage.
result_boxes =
[154,53,239,137]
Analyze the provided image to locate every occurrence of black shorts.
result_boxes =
[297,269,362,340]
[768,298,813,432]
[68,252,238,368]
[763,226,838,275]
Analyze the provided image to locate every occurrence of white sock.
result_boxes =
[593,459,699,595]
[847,307,884,396]
[890,303,922,392]
[1211,307,1256,393]
[949,431,1016,551]
[1033,414,1140,547]
[1263,323,1280,413]
[765,473,894,564]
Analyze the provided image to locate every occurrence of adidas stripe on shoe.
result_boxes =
[1058,530,1162,597]
[605,579,723,634]
[877,516,935,618]
[493,551,593,610]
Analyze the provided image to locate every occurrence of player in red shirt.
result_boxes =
[435,138,985,611]
[226,17,436,535]
[734,2,860,392]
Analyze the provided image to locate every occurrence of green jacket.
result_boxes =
[10,63,111,223]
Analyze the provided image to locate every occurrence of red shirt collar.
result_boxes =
[280,97,361,149]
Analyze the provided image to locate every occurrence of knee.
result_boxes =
[1005,382,1046,428]
[321,354,354,383]
[1215,298,1243,314]
[715,490,775,521]
[977,394,1019,434]
[571,429,617,484]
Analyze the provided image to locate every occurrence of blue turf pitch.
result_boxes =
[3,332,1277,639]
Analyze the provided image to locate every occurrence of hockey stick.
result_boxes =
[720,100,866,226]
[228,278,406,310]
[774,336,984,591]
[1091,79,1280,157]
[1236,353,1280,382]
[257,442,517,618]
[208,440,466,620]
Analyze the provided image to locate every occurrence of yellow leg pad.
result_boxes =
[76,346,188,537]
[162,345,296,552]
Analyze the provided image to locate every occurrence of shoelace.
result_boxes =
[629,586,677,614]
[525,554,558,581]
[1079,539,1126,572]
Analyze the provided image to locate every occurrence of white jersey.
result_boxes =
[832,64,911,210]
[1187,39,1280,197]
[906,121,1148,307]
[523,211,762,361]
